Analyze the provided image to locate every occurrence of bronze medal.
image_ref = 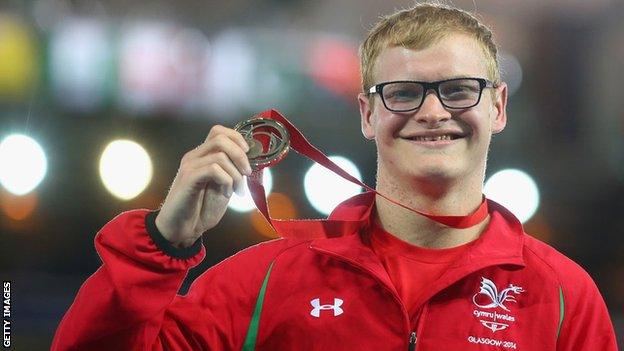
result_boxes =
[234,117,290,170]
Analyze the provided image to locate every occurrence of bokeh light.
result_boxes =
[118,21,202,112]
[250,192,297,238]
[0,134,48,196]
[500,51,523,96]
[0,14,38,100]
[304,155,362,215]
[484,168,540,223]
[0,189,37,221]
[203,30,256,117]
[307,36,360,99]
[228,169,273,212]
[99,140,153,200]
[49,17,112,111]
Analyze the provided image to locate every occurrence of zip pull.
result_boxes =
[408,331,417,351]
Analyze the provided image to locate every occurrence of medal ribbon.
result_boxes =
[244,109,488,237]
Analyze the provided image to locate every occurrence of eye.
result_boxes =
[441,81,480,99]
[446,85,475,94]
[383,83,422,101]
[388,89,418,100]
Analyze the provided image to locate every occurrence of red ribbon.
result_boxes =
[245,109,488,237]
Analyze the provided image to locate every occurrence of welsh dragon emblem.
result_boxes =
[472,277,524,311]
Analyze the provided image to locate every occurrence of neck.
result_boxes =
[374,169,489,248]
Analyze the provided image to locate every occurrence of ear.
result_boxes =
[358,93,376,140]
[491,82,508,134]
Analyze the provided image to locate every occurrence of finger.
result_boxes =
[202,125,250,154]
[190,151,246,195]
[191,163,234,197]
[202,134,252,176]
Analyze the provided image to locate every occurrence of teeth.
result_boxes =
[412,135,454,141]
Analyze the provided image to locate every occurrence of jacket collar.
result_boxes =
[272,191,376,240]
[303,191,526,298]
[277,190,525,268]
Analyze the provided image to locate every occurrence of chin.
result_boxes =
[408,166,457,183]
[386,161,458,184]
[378,150,466,184]
[404,154,460,175]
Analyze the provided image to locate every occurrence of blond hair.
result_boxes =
[360,2,501,93]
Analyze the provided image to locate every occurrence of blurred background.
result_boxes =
[0,0,622,349]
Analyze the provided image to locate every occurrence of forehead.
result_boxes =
[374,33,489,82]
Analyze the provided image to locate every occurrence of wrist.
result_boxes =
[155,214,199,249]
[145,211,203,259]
[169,238,198,249]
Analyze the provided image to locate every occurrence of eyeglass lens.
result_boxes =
[381,79,482,110]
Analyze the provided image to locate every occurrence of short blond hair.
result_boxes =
[360,2,501,92]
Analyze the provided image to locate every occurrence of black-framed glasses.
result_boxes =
[367,77,496,112]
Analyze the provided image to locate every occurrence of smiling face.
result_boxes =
[359,33,508,191]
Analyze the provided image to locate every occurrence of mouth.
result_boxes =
[398,131,468,149]
[402,134,463,142]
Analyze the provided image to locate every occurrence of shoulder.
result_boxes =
[214,237,311,270]
[522,235,592,286]
[521,234,605,308]
[186,237,311,294]
[521,235,618,348]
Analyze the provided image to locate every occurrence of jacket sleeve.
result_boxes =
[556,261,618,351]
[51,209,283,351]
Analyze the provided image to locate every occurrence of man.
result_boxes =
[52,3,617,350]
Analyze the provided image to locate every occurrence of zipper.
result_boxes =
[311,245,413,343]
[408,331,417,351]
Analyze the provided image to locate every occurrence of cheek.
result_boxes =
[461,110,491,138]
[374,116,401,162]
[376,114,406,142]
[465,116,494,157]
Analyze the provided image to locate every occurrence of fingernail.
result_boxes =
[246,166,253,175]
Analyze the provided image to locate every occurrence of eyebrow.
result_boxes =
[389,73,483,82]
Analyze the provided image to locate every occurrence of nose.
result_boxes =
[414,90,451,126]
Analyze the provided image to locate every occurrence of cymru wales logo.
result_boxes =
[472,277,524,332]
[473,277,524,312]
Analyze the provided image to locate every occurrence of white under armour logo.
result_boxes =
[310,298,343,317]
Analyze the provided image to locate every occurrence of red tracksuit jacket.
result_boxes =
[52,192,618,350]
